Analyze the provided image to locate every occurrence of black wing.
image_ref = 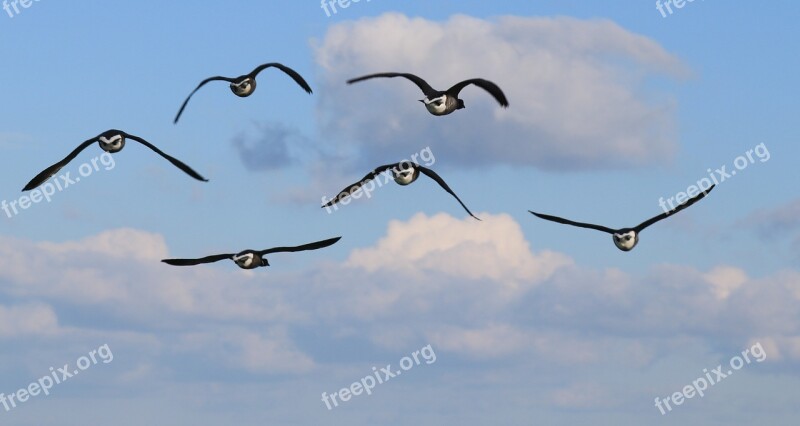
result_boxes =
[173,76,236,124]
[22,137,97,191]
[418,166,480,221]
[258,237,342,255]
[322,164,397,207]
[250,63,313,94]
[634,185,715,232]
[528,210,616,234]
[161,253,234,266]
[124,133,208,182]
[347,72,438,97]
[446,79,509,107]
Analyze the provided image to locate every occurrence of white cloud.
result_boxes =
[38,228,169,261]
[346,212,571,289]
[427,323,529,359]
[703,266,748,299]
[314,13,686,171]
[177,328,315,374]
[0,230,300,323]
[0,303,59,338]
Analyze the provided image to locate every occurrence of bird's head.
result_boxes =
[612,230,639,252]
[457,99,465,109]
[230,77,256,97]
[392,162,420,186]
[98,133,125,153]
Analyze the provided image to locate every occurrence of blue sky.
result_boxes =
[0,1,799,425]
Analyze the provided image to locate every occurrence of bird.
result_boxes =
[173,62,313,123]
[346,72,508,116]
[322,162,480,221]
[22,130,207,191]
[161,237,341,269]
[528,185,715,252]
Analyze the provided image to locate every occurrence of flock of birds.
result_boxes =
[19,61,714,269]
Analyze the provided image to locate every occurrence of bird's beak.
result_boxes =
[418,99,425,103]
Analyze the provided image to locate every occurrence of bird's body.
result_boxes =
[173,62,312,123]
[346,72,507,116]
[529,185,715,252]
[22,130,207,192]
[232,251,265,269]
[162,237,341,270]
[322,162,479,220]
[421,94,462,116]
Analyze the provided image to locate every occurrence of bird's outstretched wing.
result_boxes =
[528,211,616,234]
[250,63,313,94]
[22,136,98,191]
[125,133,208,182]
[446,79,509,107]
[322,164,397,207]
[347,72,438,97]
[173,76,236,123]
[258,237,342,255]
[418,166,480,221]
[634,185,715,232]
[161,253,234,266]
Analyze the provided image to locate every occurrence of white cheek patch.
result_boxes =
[233,80,252,91]
[100,135,122,145]
[424,95,446,104]
[423,95,448,113]
[233,253,254,267]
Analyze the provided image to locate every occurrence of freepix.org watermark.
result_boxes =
[2,152,115,219]
[1,343,113,413]
[653,341,766,415]
[321,146,435,214]
[658,142,769,214]
[321,344,437,410]
[320,0,371,18]
[3,0,42,18]
[656,0,703,18]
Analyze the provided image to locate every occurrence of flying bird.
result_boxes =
[174,62,313,123]
[22,130,207,191]
[322,162,480,221]
[528,185,715,251]
[162,237,341,269]
[346,72,508,116]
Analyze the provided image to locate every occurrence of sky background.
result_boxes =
[0,1,798,425]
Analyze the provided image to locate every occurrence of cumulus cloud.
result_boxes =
[2,216,800,386]
[0,230,299,323]
[346,212,571,286]
[314,13,686,171]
